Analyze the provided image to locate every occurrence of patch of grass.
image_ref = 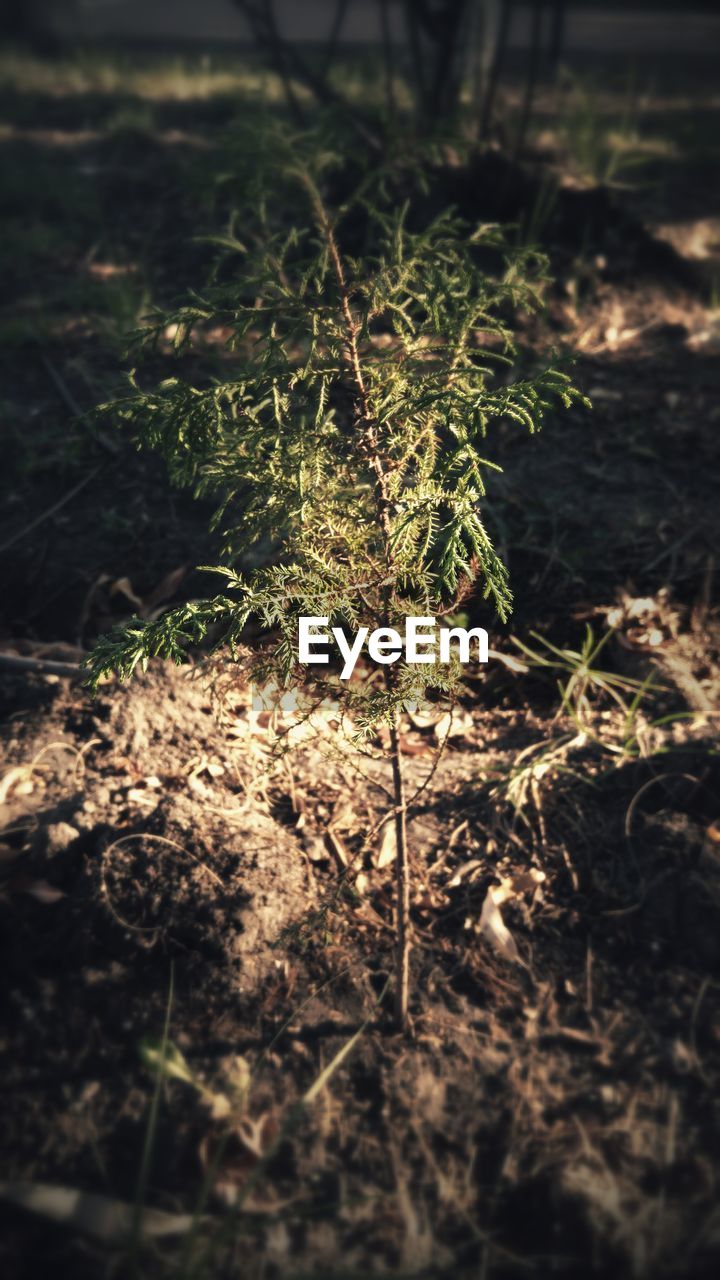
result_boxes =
[549,70,664,188]
[121,971,386,1280]
[0,49,282,105]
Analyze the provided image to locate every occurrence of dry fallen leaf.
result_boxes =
[477,887,521,964]
[494,867,546,905]
[405,701,444,731]
[376,821,397,870]
[109,576,144,611]
[0,766,35,805]
[354,871,371,896]
[433,707,474,742]
[125,789,156,807]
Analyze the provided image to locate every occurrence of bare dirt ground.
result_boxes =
[1,50,719,1280]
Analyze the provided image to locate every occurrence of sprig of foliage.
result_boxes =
[87,120,588,1027]
[88,122,586,700]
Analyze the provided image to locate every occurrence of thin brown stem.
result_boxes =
[514,0,543,160]
[378,0,396,118]
[306,177,394,558]
[321,0,351,81]
[233,0,305,123]
[389,715,410,1031]
[309,174,413,1030]
[479,0,514,140]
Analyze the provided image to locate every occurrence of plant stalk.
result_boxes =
[311,175,411,1031]
[389,716,410,1031]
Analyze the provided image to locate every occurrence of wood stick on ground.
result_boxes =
[0,465,103,557]
[0,653,83,680]
[41,355,120,456]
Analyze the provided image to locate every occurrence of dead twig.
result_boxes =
[0,466,103,558]
[40,354,120,456]
[0,652,83,680]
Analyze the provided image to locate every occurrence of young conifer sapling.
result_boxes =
[87,126,588,1030]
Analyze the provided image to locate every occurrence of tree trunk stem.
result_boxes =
[389,718,410,1031]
